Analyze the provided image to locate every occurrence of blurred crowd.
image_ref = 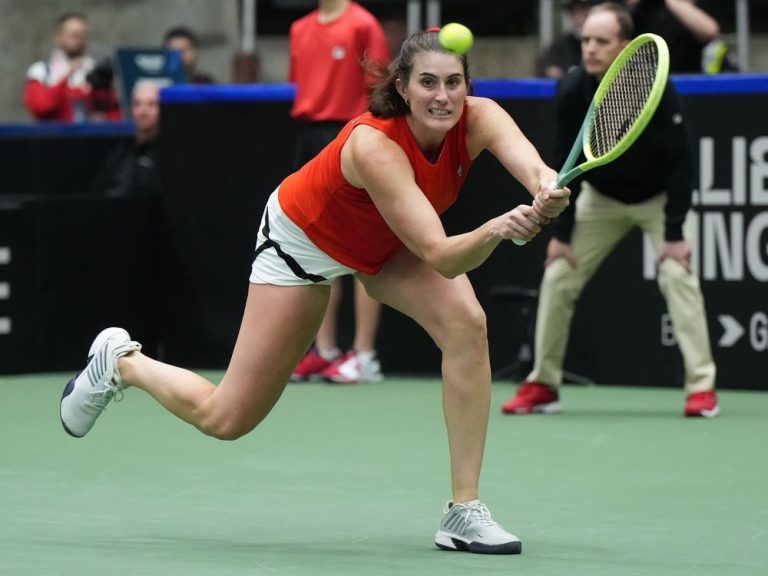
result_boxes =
[23,12,214,124]
[16,1,734,200]
[22,2,735,125]
[538,0,736,79]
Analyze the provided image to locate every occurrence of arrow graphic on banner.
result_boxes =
[717,315,744,347]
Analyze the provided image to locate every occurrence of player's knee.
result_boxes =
[441,300,487,352]
[200,413,258,441]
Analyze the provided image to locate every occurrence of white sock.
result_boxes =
[317,348,341,361]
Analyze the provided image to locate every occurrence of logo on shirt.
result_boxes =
[331,46,346,60]
[457,163,463,177]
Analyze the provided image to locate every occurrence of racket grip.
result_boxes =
[512,213,542,247]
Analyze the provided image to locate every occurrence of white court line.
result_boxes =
[0,246,10,265]
[0,317,10,335]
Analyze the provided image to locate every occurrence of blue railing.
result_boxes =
[2,74,766,136]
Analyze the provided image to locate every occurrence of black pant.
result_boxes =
[293,120,346,170]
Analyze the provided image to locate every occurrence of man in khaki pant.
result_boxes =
[501,2,718,418]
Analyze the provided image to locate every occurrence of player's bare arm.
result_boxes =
[342,125,541,278]
[465,96,570,219]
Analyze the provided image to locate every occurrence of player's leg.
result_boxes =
[61,187,344,438]
[359,249,520,553]
[120,282,330,439]
[359,250,487,501]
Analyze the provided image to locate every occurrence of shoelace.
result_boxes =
[458,502,499,528]
[85,380,124,410]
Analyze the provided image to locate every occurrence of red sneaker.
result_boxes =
[501,382,561,414]
[290,350,337,382]
[684,390,720,418]
[321,350,383,384]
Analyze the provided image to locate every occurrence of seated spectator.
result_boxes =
[24,12,121,122]
[92,80,162,197]
[538,0,592,79]
[163,26,215,84]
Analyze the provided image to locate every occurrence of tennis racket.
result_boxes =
[514,33,670,245]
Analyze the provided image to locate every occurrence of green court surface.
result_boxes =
[1,374,766,576]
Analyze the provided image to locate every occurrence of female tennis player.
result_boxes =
[61,29,570,555]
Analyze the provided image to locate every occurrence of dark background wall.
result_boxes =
[1,77,766,389]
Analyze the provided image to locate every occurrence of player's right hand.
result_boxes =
[533,185,571,220]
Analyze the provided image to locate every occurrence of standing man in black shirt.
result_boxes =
[501,2,718,418]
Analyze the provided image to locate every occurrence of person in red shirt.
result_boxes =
[23,12,121,122]
[289,0,391,383]
[60,30,570,554]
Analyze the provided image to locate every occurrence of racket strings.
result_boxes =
[589,41,659,158]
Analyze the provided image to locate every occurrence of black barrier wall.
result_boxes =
[1,78,766,389]
[0,195,161,372]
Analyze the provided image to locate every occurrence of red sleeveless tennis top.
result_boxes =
[278,105,472,275]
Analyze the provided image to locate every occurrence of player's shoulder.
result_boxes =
[466,94,506,118]
[345,122,410,182]
[349,121,398,153]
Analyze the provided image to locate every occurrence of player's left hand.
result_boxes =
[660,240,692,273]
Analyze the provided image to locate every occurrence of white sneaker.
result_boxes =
[435,500,522,554]
[322,350,383,384]
[60,327,141,438]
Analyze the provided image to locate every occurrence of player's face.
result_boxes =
[398,51,467,134]
[580,11,629,79]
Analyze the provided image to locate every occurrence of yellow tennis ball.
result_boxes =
[439,23,474,55]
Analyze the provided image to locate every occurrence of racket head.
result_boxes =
[522,34,669,245]
[581,33,670,167]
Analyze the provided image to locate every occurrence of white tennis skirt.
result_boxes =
[249,189,356,286]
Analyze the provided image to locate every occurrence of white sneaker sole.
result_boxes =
[686,404,720,418]
[511,400,562,414]
[435,530,522,555]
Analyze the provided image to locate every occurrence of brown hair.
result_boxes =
[55,12,87,30]
[367,29,472,118]
[588,2,635,40]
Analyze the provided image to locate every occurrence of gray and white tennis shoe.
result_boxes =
[60,327,141,437]
[435,500,522,554]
